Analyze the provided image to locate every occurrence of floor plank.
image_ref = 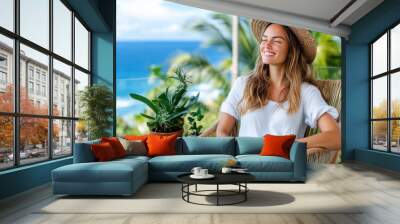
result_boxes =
[1,161,400,224]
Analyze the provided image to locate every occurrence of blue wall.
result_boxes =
[0,0,116,200]
[343,0,400,171]
[0,158,72,199]
[92,32,115,136]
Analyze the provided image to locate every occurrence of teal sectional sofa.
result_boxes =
[52,137,307,196]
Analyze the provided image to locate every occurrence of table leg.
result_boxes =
[187,184,190,202]
[181,184,183,199]
[217,184,219,206]
[245,183,247,201]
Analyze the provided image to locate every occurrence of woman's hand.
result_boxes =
[297,112,341,151]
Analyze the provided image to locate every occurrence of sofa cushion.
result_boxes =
[101,137,127,158]
[114,155,150,164]
[177,137,235,155]
[236,137,263,155]
[91,142,118,161]
[119,138,148,156]
[52,158,147,183]
[73,139,101,163]
[149,154,235,172]
[260,134,296,159]
[124,135,148,142]
[147,133,178,157]
[236,155,293,172]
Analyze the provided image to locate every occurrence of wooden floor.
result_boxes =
[1,162,400,224]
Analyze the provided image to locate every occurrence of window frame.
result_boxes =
[0,0,92,171]
[370,20,400,154]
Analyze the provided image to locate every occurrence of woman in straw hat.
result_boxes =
[217,20,340,152]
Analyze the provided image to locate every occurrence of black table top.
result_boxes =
[177,172,255,185]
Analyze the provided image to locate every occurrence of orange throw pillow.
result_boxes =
[101,137,127,158]
[124,135,148,142]
[91,142,117,161]
[260,134,296,159]
[146,133,178,157]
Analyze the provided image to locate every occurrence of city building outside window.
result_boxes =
[0,0,91,170]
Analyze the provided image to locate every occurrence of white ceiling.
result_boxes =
[166,0,384,38]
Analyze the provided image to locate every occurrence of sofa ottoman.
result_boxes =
[52,156,148,196]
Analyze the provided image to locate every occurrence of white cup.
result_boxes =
[221,167,232,174]
[191,167,202,176]
[200,169,208,176]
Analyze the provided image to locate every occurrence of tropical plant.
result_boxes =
[129,68,199,133]
[79,84,114,140]
[186,107,204,136]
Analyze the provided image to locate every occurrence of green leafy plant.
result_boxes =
[186,107,204,136]
[129,68,199,133]
[79,84,114,140]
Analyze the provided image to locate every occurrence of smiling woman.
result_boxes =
[217,20,341,156]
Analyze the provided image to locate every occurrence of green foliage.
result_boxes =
[186,107,204,136]
[130,68,199,133]
[119,13,342,136]
[79,84,114,140]
[311,32,341,80]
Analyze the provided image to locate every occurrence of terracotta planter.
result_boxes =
[150,129,183,137]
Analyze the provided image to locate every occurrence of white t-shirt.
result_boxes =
[220,75,339,138]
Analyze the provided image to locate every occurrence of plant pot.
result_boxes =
[150,129,183,137]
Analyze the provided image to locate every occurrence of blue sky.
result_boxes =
[117,0,214,41]
[116,0,228,125]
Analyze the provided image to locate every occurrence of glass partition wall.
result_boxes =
[0,0,91,170]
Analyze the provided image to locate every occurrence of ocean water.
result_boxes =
[116,41,229,120]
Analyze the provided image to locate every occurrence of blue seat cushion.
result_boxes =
[149,154,235,172]
[235,137,263,155]
[52,159,147,183]
[177,137,235,155]
[236,155,293,172]
[115,155,150,163]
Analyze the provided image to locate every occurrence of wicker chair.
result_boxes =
[200,80,341,164]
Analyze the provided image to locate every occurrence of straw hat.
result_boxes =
[251,19,317,64]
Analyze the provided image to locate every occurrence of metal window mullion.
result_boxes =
[112,0,116,137]
[369,45,374,150]
[48,0,53,160]
[88,31,91,76]
[71,11,76,155]
[13,0,20,167]
[387,30,391,153]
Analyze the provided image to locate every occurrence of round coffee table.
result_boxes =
[177,172,255,206]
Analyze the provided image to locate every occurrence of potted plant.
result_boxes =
[129,68,199,136]
[79,84,114,140]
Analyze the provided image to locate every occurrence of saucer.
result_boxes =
[190,174,215,179]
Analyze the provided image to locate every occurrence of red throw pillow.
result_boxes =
[101,137,127,158]
[91,142,117,161]
[260,134,296,159]
[146,133,178,157]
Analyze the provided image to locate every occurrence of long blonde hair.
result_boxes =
[239,25,317,115]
